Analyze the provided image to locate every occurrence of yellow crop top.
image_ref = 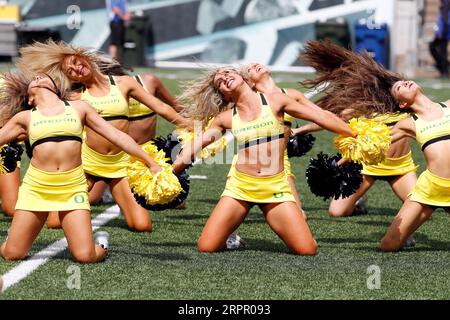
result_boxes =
[81,75,129,120]
[28,101,83,152]
[231,93,285,150]
[128,75,155,121]
[413,102,450,151]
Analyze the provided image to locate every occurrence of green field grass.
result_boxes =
[0,71,449,300]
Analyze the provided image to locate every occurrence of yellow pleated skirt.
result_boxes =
[15,164,90,212]
[361,151,418,177]
[222,168,295,204]
[82,142,129,179]
[409,169,450,207]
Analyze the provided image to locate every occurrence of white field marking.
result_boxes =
[0,205,121,293]
[189,175,208,180]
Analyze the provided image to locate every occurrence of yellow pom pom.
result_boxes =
[334,117,391,165]
[127,142,182,206]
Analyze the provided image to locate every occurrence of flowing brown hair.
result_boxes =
[300,40,404,119]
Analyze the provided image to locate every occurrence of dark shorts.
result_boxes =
[88,174,114,184]
[110,20,125,46]
[429,205,450,212]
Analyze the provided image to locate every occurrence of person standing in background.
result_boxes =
[429,0,450,78]
[106,0,130,61]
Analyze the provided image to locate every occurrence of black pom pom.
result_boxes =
[152,133,182,164]
[1,140,24,173]
[340,161,364,199]
[133,170,190,211]
[287,133,315,157]
[306,152,362,201]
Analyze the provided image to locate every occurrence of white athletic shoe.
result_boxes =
[101,187,114,204]
[94,231,110,250]
[226,234,246,250]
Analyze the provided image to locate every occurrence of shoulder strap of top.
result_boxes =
[439,102,448,108]
[259,93,268,106]
[280,88,287,94]
[109,75,116,86]
[63,100,70,107]
[232,105,237,116]
[135,75,144,87]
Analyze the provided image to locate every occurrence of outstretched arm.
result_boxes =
[286,88,320,109]
[82,103,161,173]
[172,116,226,174]
[291,122,323,136]
[280,93,355,137]
[0,112,28,146]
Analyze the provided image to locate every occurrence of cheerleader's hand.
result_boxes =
[288,128,295,137]
[337,157,350,166]
[147,162,162,175]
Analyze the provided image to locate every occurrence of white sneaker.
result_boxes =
[101,187,114,204]
[226,234,246,250]
[94,231,109,250]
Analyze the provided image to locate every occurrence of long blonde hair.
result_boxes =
[17,39,108,90]
[0,71,69,124]
[178,67,249,127]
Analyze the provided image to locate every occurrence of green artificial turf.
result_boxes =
[0,72,448,300]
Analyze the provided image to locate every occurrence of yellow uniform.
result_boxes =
[362,113,418,181]
[128,75,156,121]
[81,75,130,179]
[227,89,295,178]
[15,101,89,211]
[409,103,450,207]
[222,93,295,204]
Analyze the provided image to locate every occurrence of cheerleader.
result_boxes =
[0,72,160,262]
[89,71,182,205]
[299,40,446,251]
[172,67,355,255]
[243,62,325,219]
[17,40,188,232]
[297,41,419,219]
[382,80,450,251]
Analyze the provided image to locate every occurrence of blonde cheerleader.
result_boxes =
[173,67,355,255]
[17,40,187,232]
[0,72,160,262]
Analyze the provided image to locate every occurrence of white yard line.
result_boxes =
[189,175,208,180]
[0,205,121,293]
